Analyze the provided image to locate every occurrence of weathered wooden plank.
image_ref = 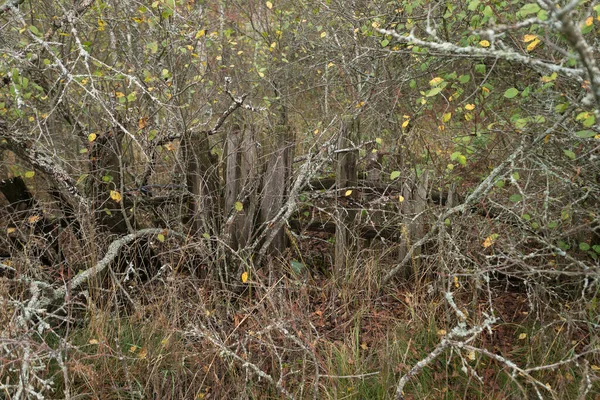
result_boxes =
[335,116,359,273]
[259,125,294,255]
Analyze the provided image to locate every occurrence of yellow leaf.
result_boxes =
[88,133,97,142]
[398,195,404,202]
[523,34,537,43]
[479,40,490,47]
[265,1,273,9]
[24,171,35,178]
[241,271,249,283]
[402,119,410,129]
[157,233,165,242]
[482,235,496,248]
[138,347,148,359]
[164,143,175,151]
[454,275,459,288]
[129,345,137,353]
[375,137,382,144]
[98,19,106,31]
[526,38,540,51]
[110,190,122,203]
[234,201,243,212]
[518,333,527,340]
[7,227,16,234]
[540,72,557,83]
[565,372,574,382]
[438,125,445,131]
[138,117,148,129]
[403,115,410,119]
[585,16,593,26]
[28,116,35,122]
[115,92,125,98]
[429,77,443,86]
[195,29,206,38]
[88,339,99,344]
[437,329,447,336]
[591,365,600,371]
[360,342,368,350]
[465,104,475,110]
[320,32,327,38]
[467,350,476,361]
[345,190,352,196]
[442,112,452,122]
[481,86,490,93]
[28,215,41,224]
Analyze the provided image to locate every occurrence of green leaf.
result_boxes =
[509,194,522,203]
[563,150,576,160]
[474,64,486,74]
[24,171,35,178]
[450,152,466,165]
[514,119,528,129]
[157,233,165,242]
[504,88,519,98]
[147,41,158,54]
[390,170,401,180]
[426,87,443,97]
[576,130,595,138]
[234,201,243,211]
[593,245,600,254]
[202,232,210,239]
[290,259,305,274]
[29,25,40,36]
[579,243,590,251]
[583,115,596,127]
[127,92,137,102]
[467,0,480,11]
[380,39,389,47]
[519,3,540,16]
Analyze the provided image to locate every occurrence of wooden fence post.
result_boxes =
[259,125,294,256]
[335,116,359,274]
[224,123,259,251]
